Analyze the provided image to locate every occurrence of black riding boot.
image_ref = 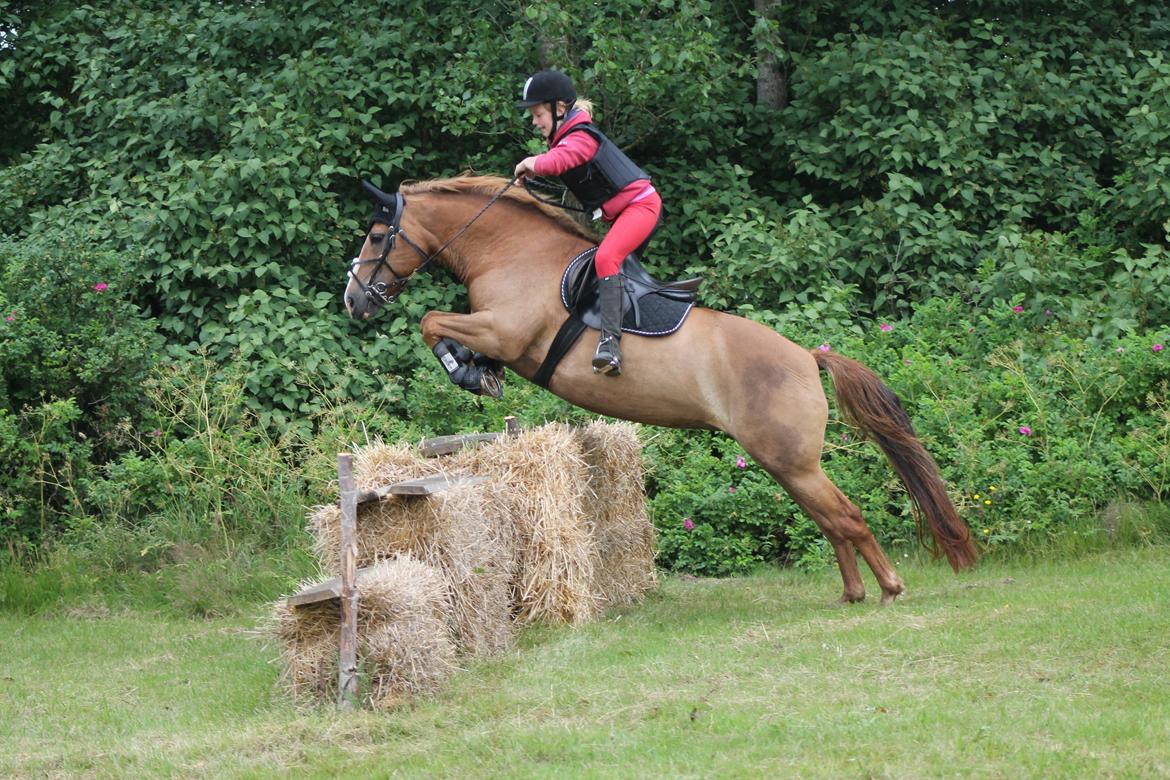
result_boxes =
[592,274,625,376]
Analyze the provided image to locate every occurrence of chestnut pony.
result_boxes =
[344,175,977,603]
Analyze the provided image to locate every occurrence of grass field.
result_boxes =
[3,547,1169,779]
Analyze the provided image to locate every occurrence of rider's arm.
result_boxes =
[531,131,600,177]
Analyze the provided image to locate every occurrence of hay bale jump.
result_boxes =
[274,419,656,709]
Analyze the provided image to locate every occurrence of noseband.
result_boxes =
[349,179,515,307]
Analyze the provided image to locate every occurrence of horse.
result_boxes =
[343,175,977,604]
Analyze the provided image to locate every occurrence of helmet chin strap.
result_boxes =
[548,102,570,142]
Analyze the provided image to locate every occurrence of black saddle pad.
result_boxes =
[559,248,698,337]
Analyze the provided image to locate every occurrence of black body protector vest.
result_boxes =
[556,123,651,215]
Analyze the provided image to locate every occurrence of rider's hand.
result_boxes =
[513,156,537,182]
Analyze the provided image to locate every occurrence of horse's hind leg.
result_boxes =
[771,465,906,604]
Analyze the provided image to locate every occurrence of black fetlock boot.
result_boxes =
[432,338,504,397]
[592,274,625,376]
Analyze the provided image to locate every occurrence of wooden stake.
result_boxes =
[504,415,520,436]
[337,453,359,710]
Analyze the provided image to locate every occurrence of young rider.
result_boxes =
[512,69,661,377]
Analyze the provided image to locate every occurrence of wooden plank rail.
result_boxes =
[417,418,519,458]
[418,432,501,458]
[288,565,376,608]
[354,473,487,505]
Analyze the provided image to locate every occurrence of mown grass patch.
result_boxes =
[3,548,1168,778]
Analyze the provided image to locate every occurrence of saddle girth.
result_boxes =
[532,248,701,388]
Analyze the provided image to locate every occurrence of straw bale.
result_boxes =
[429,481,517,654]
[272,555,456,708]
[305,421,657,636]
[306,440,440,568]
[575,421,658,607]
[353,439,442,490]
[279,421,661,710]
[359,555,457,710]
[272,596,337,700]
[309,474,516,655]
[463,424,599,626]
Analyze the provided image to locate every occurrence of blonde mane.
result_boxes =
[400,175,596,241]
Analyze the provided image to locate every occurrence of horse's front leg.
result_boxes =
[419,310,517,358]
[420,310,522,397]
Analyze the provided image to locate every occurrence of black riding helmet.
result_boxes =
[517,69,577,140]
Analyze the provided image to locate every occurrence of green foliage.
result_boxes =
[0,230,160,429]
[1,0,1169,587]
[648,284,1170,575]
[1112,50,1170,236]
[0,229,161,555]
[975,227,1170,341]
[646,429,804,576]
[0,401,89,559]
[64,358,320,615]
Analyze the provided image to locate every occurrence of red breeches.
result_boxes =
[595,192,662,277]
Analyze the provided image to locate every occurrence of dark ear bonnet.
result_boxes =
[362,180,403,227]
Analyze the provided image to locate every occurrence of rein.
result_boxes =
[350,179,515,306]
[522,177,591,214]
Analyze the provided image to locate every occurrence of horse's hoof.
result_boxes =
[879,590,902,606]
[480,372,504,398]
[838,592,866,605]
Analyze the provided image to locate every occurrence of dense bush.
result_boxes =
[1,1,1168,596]
[647,284,1170,575]
[0,230,161,557]
[3,1,1163,392]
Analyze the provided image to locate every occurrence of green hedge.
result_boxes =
[1,0,1168,581]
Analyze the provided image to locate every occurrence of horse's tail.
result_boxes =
[813,349,978,571]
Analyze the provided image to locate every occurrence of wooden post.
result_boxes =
[337,453,359,710]
[504,415,520,436]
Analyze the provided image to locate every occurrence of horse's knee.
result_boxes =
[419,312,441,345]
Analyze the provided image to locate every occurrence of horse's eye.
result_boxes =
[370,233,386,244]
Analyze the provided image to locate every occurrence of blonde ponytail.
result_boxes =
[573,97,594,114]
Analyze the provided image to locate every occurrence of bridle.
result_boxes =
[348,179,514,306]
[347,185,429,306]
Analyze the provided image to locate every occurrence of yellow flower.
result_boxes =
[984,499,992,505]
[989,485,997,492]
[973,493,981,500]
[983,528,991,535]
